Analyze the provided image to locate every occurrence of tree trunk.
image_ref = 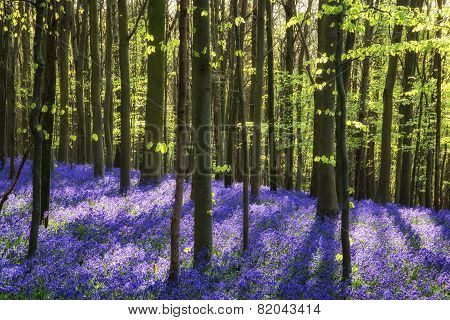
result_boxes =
[250,0,264,199]
[193,0,213,267]
[0,12,8,170]
[89,0,105,177]
[376,0,408,204]
[425,149,433,208]
[233,0,249,251]
[315,0,339,217]
[354,6,374,200]
[169,0,187,284]
[117,0,132,193]
[398,0,424,206]
[28,0,46,259]
[335,1,351,280]
[141,0,166,184]
[74,1,88,164]
[282,0,295,190]
[433,0,443,210]
[7,36,17,180]
[266,0,277,191]
[57,0,72,163]
[41,5,58,227]
[104,0,114,170]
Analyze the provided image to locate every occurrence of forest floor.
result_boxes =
[0,162,448,299]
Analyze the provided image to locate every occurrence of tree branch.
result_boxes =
[128,0,149,41]
[0,142,33,214]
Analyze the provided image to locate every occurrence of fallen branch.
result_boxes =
[0,142,34,214]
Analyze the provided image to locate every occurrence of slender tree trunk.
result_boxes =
[169,0,187,284]
[117,0,132,193]
[193,0,213,267]
[233,0,249,252]
[282,0,295,190]
[335,1,351,280]
[366,111,377,199]
[224,23,236,188]
[433,0,443,210]
[250,0,264,199]
[141,0,166,184]
[89,0,105,177]
[266,0,276,191]
[354,6,374,200]
[41,5,57,227]
[19,2,31,153]
[57,0,72,162]
[7,37,17,180]
[425,149,433,207]
[315,0,339,217]
[28,0,46,259]
[376,0,408,204]
[398,0,424,206]
[74,2,88,164]
[0,11,8,170]
[104,0,114,170]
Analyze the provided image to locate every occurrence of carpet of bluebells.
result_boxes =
[0,162,448,300]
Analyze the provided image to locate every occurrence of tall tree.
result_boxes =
[266,0,277,191]
[192,0,213,267]
[398,0,424,206]
[28,0,46,259]
[0,6,8,170]
[250,0,264,199]
[57,0,72,163]
[104,0,114,170]
[354,0,375,200]
[117,0,131,192]
[335,0,351,280]
[376,0,409,204]
[169,0,188,283]
[141,0,166,184]
[41,4,58,227]
[315,0,339,217]
[89,0,105,177]
[73,0,88,164]
[433,0,443,211]
[7,30,17,180]
[282,0,295,190]
[233,0,249,251]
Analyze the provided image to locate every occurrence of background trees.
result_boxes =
[0,0,448,276]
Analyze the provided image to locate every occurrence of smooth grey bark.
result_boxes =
[169,0,187,284]
[57,0,72,163]
[104,0,114,170]
[335,1,351,280]
[73,1,88,163]
[192,0,213,267]
[376,0,409,204]
[266,0,277,191]
[41,6,58,227]
[0,12,8,170]
[28,0,46,259]
[282,0,295,190]
[433,0,443,210]
[117,0,132,192]
[250,0,264,199]
[141,0,166,184]
[89,0,105,177]
[315,0,339,217]
[7,35,17,179]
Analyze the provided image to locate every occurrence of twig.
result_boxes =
[128,0,149,41]
[0,142,33,214]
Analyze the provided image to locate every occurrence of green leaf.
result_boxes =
[92,134,98,142]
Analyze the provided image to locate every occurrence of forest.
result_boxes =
[0,0,448,300]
